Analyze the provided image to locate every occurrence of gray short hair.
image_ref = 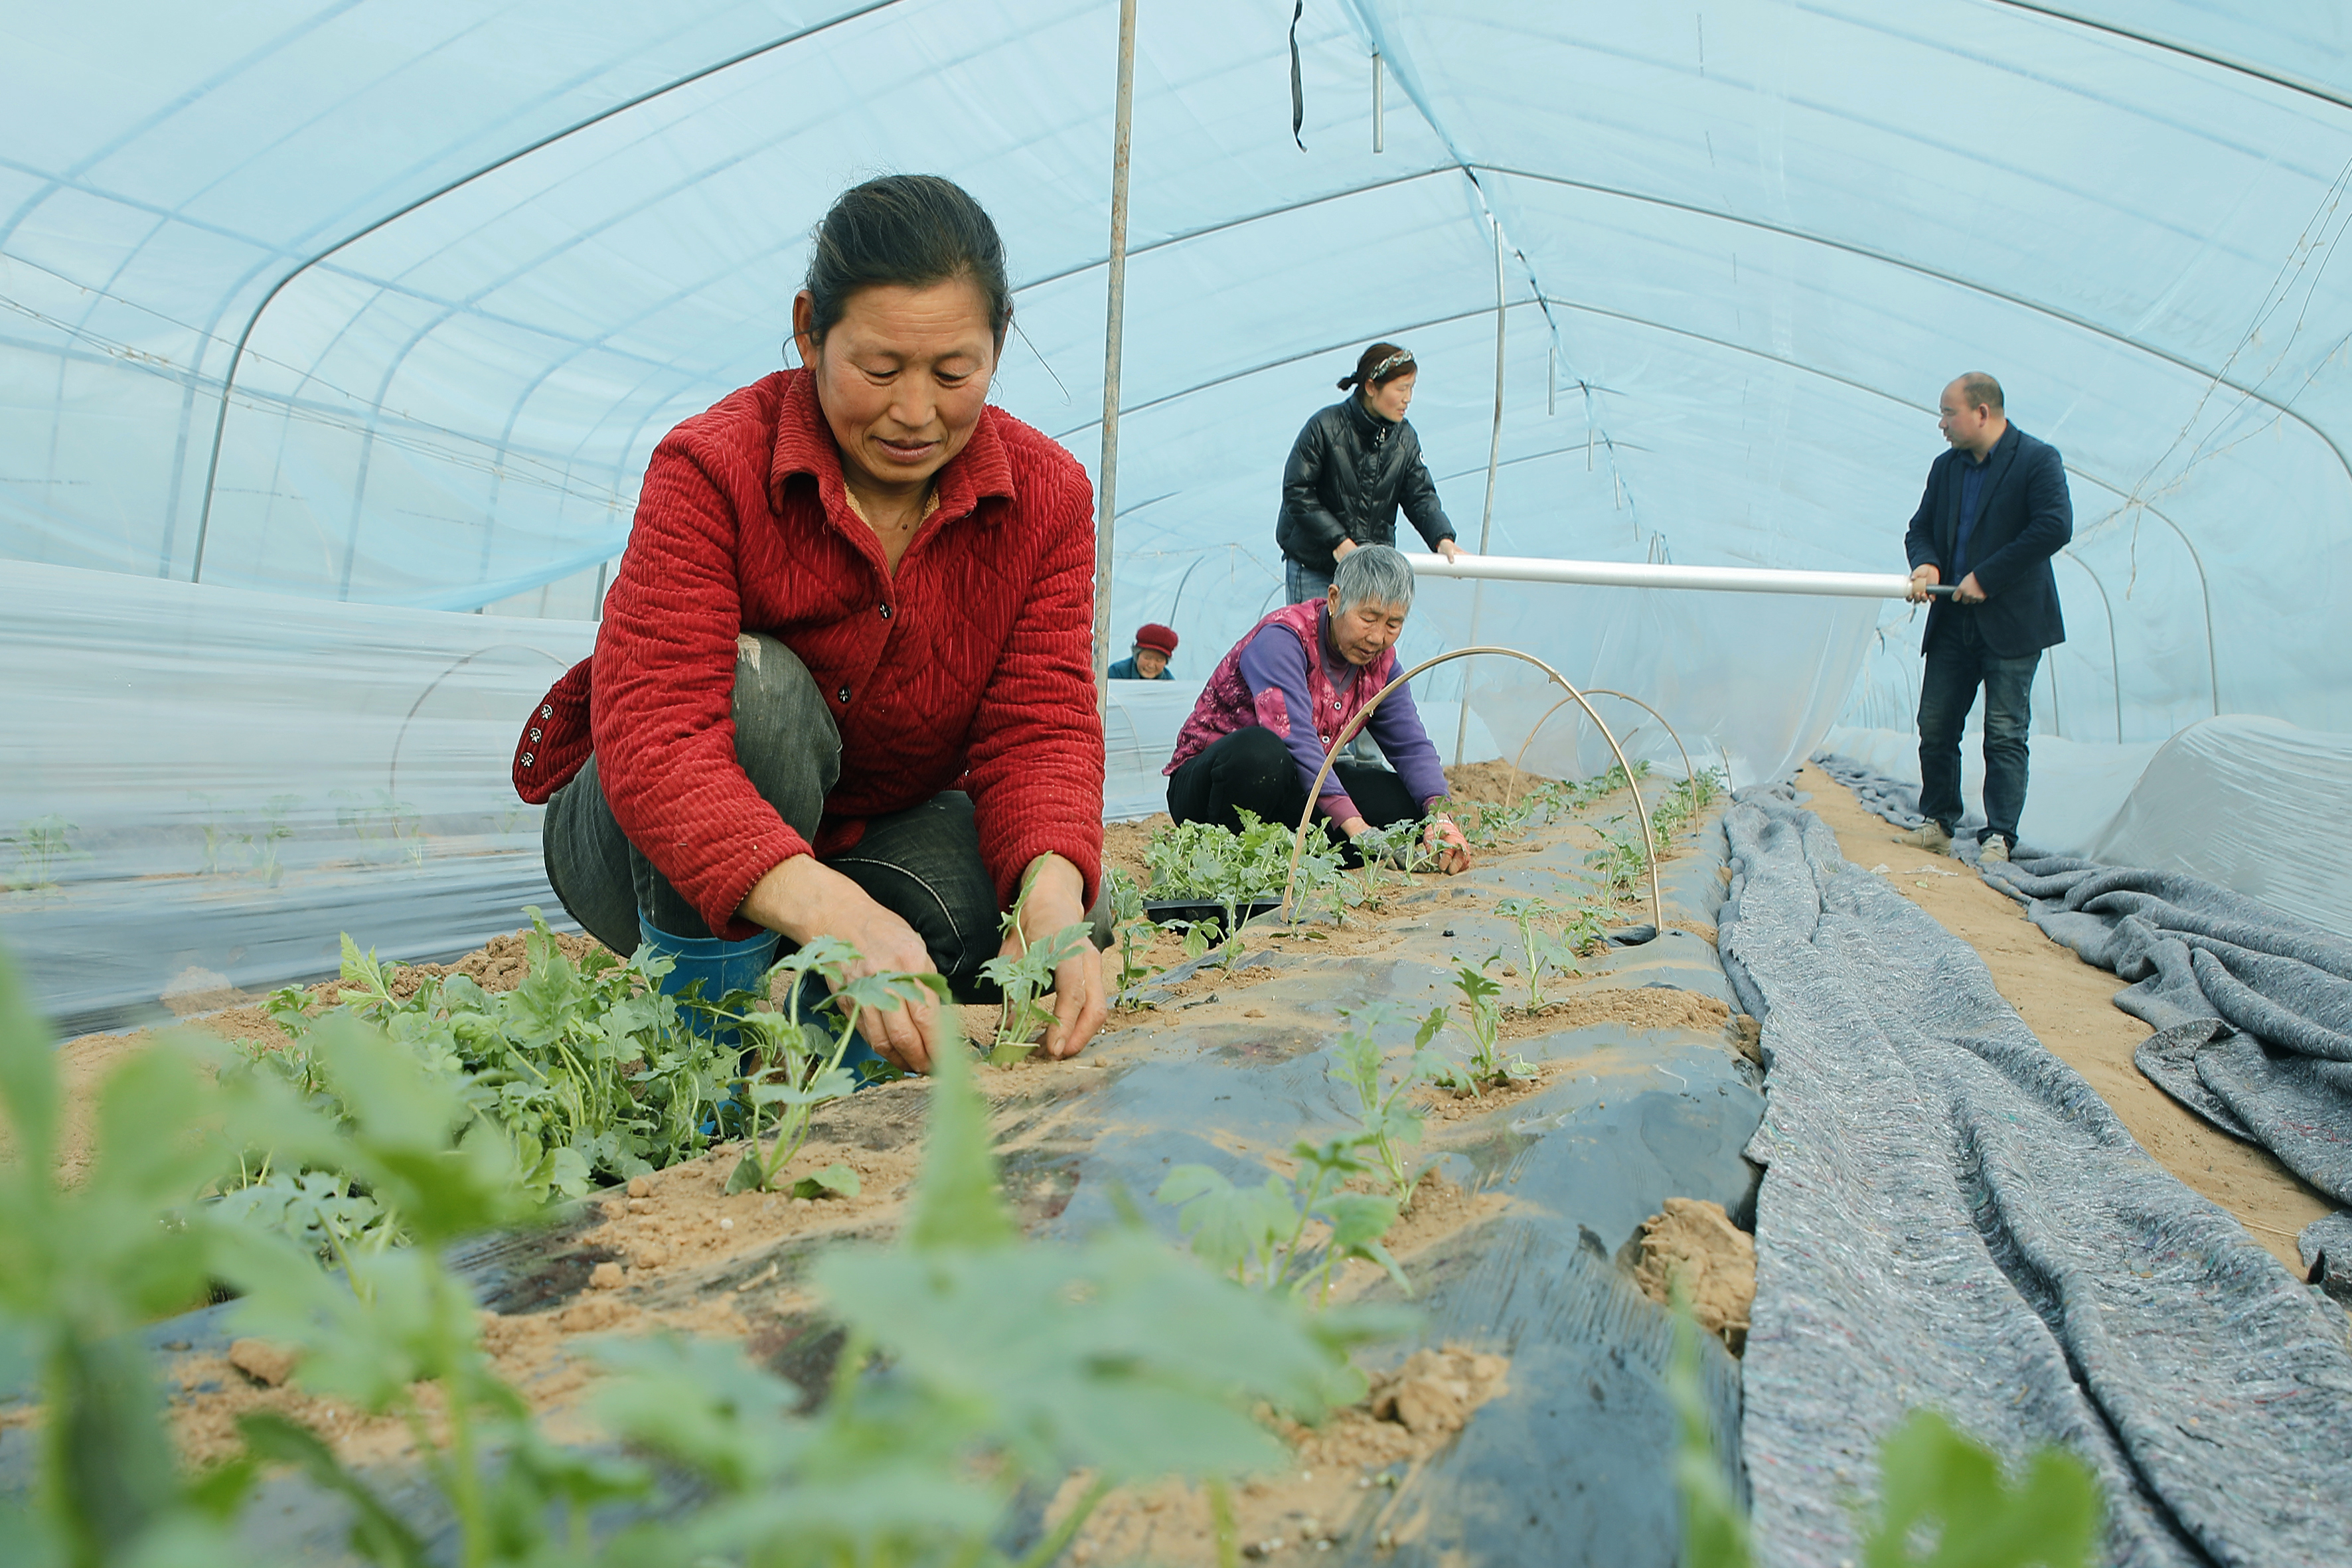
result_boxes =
[1333,544,1415,616]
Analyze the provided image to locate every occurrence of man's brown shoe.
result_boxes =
[1895,821,1953,855]
[1980,834,2011,865]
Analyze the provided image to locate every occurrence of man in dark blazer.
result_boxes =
[1897,372,2071,864]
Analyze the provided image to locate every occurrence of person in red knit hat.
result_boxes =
[1109,622,1178,680]
[514,175,1107,1074]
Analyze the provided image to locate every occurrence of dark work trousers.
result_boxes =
[1167,725,1422,860]
[1283,557,1336,606]
[540,634,1003,994]
[1915,615,2041,846]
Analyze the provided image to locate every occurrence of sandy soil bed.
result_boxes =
[1796,761,2331,1273]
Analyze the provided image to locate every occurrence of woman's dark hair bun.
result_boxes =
[803,175,1012,350]
[1338,341,1412,392]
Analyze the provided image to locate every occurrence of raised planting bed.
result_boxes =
[5,773,1761,1567]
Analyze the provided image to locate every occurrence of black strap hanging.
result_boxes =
[1289,0,1306,149]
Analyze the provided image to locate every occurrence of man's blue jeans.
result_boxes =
[1916,618,2041,845]
[1284,556,1336,606]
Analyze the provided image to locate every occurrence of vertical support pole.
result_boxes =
[1453,217,1508,765]
[1093,0,1139,713]
[1372,51,1385,152]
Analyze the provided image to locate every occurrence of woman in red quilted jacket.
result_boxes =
[515,176,1107,1073]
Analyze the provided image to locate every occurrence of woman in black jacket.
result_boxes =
[1275,341,1463,605]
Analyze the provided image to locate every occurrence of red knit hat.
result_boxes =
[1133,623,1178,655]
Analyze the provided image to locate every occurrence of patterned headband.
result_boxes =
[1368,349,1415,380]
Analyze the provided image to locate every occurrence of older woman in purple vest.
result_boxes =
[1164,546,1472,872]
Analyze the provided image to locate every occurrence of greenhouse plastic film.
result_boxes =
[1,562,592,1031]
[1412,575,1879,787]
[2087,716,2352,942]
[10,4,2352,748]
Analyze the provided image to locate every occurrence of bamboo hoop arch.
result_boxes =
[1278,646,1664,933]
[1504,688,1693,816]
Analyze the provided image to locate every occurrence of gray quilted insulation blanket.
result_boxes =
[1719,789,2352,1568]
[1978,852,2352,1210]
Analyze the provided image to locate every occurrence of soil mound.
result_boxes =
[1632,1197,1755,1354]
[1499,986,1733,1043]
[1059,1344,1510,1565]
[1441,759,1554,805]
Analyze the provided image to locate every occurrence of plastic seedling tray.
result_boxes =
[1143,897,1286,925]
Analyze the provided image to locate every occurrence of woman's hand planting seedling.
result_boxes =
[1458,794,1541,850]
[1352,821,1436,905]
[719,936,941,1196]
[1330,1005,1454,1201]
[979,878,1091,1063]
[1449,957,1535,1091]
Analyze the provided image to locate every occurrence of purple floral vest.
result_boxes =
[1164,600,1399,775]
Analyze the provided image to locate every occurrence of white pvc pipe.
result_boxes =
[1403,551,1936,600]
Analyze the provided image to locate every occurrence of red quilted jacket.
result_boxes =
[513,368,1103,941]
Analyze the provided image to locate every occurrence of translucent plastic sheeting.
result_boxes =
[2088,716,2352,942]
[7,1,2352,750]
[1102,680,1204,823]
[0,562,591,1031]
[1818,724,2165,863]
[1410,578,1880,789]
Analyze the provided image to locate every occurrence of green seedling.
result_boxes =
[191,791,232,876]
[3,814,81,896]
[1494,896,1577,1006]
[1,939,648,1568]
[5,929,1402,1568]
[1456,793,1543,850]
[1159,1132,1410,1304]
[1644,765,1728,858]
[1104,866,1161,997]
[250,792,301,886]
[1329,1005,1454,1200]
[1449,957,1535,1091]
[1165,917,1217,963]
[1588,826,1650,903]
[331,788,428,868]
[721,936,940,1194]
[978,878,1090,1063]
[1349,821,1438,908]
[1563,903,1612,959]
[1144,810,1344,929]
[213,1165,391,1269]
[237,909,735,1245]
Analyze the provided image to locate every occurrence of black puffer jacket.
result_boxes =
[1275,396,1456,574]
